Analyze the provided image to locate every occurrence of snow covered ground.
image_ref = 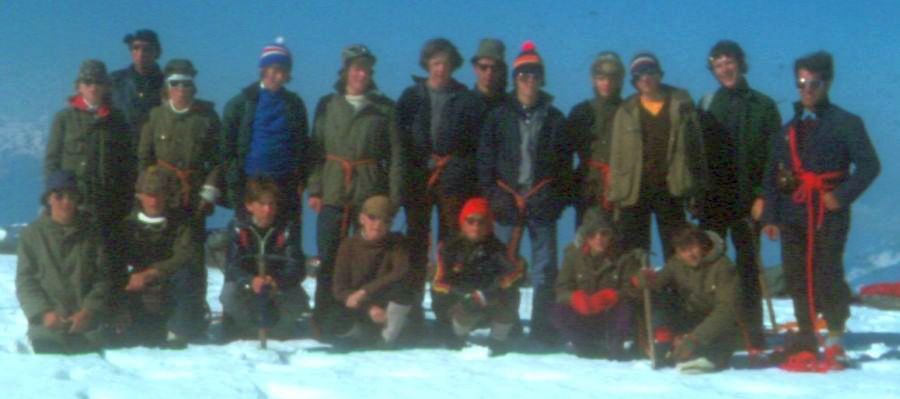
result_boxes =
[1,254,899,399]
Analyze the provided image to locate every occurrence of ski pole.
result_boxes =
[257,255,268,350]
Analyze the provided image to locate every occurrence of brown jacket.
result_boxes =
[332,232,410,303]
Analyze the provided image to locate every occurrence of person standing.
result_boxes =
[395,38,468,298]
[761,51,879,360]
[609,53,707,259]
[567,52,626,227]
[696,40,781,350]
[139,59,222,220]
[306,45,403,336]
[45,60,133,239]
[222,37,309,263]
[16,171,111,354]
[478,41,573,344]
[469,38,508,111]
[110,29,165,147]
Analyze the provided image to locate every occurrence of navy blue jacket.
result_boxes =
[477,93,574,224]
[110,65,164,141]
[762,101,880,226]
[226,219,305,289]
[395,77,469,196]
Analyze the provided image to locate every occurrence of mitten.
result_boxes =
[589,289,619,313]
[570,290,592,316]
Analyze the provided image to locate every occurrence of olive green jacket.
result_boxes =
[16,214,111,326]
[653,231,738,345]
[138,100,222,208]
[307,92,403,208]
[609,86,707,207]
[45,102,134,226]
[556,243,644,304]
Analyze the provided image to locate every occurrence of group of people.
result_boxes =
[15,29,880,374]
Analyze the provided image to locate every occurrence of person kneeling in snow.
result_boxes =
[432,198,523,356]
[16,171,112,354]
[638,225,739,373]
[220,177,308,341]
[331,195,413,347]
[113,166,209,348]
[552,207,644,359]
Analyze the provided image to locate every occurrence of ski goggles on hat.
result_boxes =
[167,74,195,88]
[796,77,825,91]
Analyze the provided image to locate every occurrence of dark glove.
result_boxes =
[589,289,619,313]
[570,290,592,316]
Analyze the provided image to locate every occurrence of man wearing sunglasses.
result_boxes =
[761,51,880,362]
[696,40,781,352]
[111,29,165,147]
[478,41,573,345]
[609,53,707,260]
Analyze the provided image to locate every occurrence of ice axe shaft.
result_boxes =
[640,253,657,369]
[746,218,778,331]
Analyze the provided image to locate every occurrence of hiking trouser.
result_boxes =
[495,219,559,343]
[780,219,851,335]
[617,184,686,260]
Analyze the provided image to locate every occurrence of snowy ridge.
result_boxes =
[0,116,48,160]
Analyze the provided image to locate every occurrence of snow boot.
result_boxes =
[677,357,717,374]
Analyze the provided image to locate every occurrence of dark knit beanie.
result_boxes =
[708,40,747,73]
[513,40,544,77]
[163,59,197,78]
[76,59,109,84]
[630,52,663,77]
[794,51,834,82]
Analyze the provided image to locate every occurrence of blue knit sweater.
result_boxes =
[244,88,298,178]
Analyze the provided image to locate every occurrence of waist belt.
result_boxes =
[326,154,377,237]
[427,154,453,189]
[496,178,553,261]
[157,160,195,208]
[787,124,844,347]
[586,160,612,211]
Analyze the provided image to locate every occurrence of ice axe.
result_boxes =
[745,218,778,332]
[640,252,658,369]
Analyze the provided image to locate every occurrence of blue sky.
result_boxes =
[1,0,898,269]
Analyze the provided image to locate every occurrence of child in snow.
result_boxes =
[553,207,644,359]
[220,177,308,341]
[114,166,209,348]
[432,198,523,356]
[639,225,739,373]
[331,195,413,347]
[16,171,111,354]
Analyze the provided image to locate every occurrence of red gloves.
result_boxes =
[570,290,592,315]
[570,289,619,315]
[589,289,619,313]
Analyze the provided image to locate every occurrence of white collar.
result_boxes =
[138,212,167,225]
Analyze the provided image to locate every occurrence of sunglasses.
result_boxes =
[516,71,542,81]
[796,77,825,91]
[168,80,195,89]
[476,63,501,72]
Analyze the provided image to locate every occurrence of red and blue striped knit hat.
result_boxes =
[259,36,292,70]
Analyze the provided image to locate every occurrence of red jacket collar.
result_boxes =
[69,95,110,118]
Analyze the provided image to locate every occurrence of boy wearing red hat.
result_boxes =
[432,198,523,355]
